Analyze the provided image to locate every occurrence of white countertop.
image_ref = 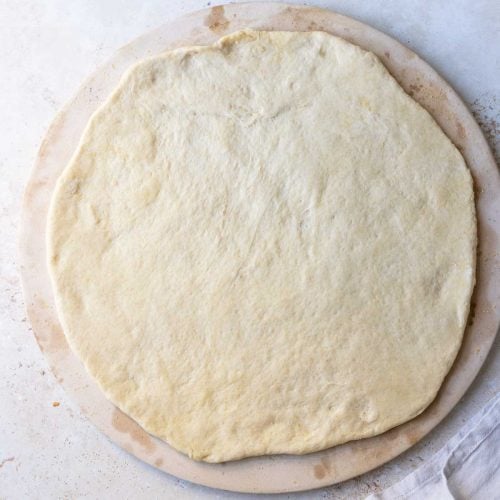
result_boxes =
[1,1,498,498]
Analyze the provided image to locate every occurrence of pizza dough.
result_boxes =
[47,30,476,463]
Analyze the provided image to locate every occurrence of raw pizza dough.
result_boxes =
[48,30,476,462]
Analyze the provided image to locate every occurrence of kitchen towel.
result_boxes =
[367,391,500,499]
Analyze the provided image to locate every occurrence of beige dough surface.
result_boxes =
[47,30,476,463]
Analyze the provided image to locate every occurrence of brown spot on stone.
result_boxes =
[312,456,334,479]
[281,5,325,32]
[49,322,68,352]
[313,464,326,479]
[408,83,423,97]
[422,82,448,105]
[405,428,422,445]
[456,120,467,141]
[112,408,156,453]
[384,51,391,59]
[204,6,229,33]
[154,458,164,467]
[52,401,60,407]
[35,319,69,356]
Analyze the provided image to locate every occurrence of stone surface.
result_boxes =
[0,1,498,498]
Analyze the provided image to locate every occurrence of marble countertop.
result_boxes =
[1,1,498,498]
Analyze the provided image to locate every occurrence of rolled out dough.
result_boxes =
[48,30,476,462]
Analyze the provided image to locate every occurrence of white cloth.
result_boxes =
[367,392,500,499]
